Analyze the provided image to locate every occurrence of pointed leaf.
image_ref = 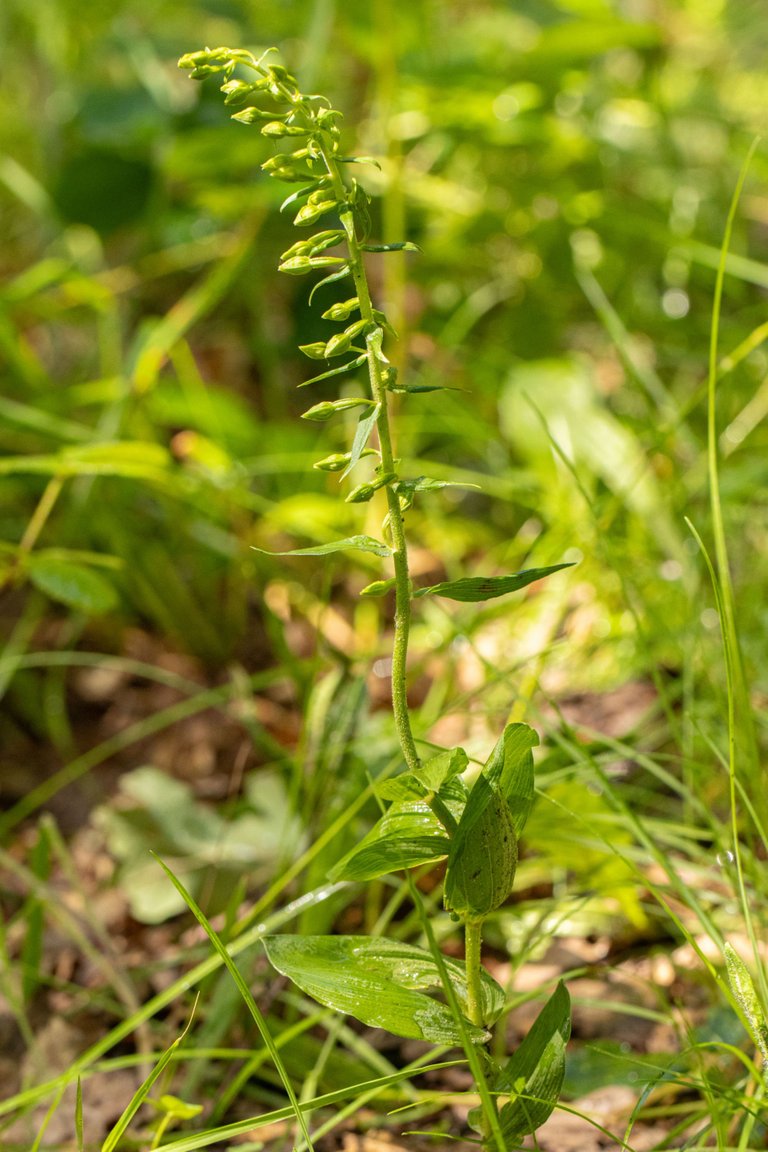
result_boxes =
[263,935,502,1043]
[378,748,469,801]
[484,723,538,838]
[413,563,574,602]
[253,535,392,559]
[495,982,571,1140]
[361,242,422,253]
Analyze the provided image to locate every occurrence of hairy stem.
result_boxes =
[323,152,420,773]
[464,917,485,1028]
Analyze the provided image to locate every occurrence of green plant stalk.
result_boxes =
[464,918,486,1029]
[322,150,420,773]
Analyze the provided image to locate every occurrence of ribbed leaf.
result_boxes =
[263,935,504,1043]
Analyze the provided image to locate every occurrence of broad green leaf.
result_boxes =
[495,981,571,1140]
[253,535,392,558]
[443,725,537,919]
[444,781,517,921]
[330,798,452,882]
[725,944,768,1073]
[484,723,538,838]
[263,935,503,1043]
[413,563,574,602]
[28,555,118,615]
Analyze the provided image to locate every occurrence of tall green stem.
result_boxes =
[323,153,420,773]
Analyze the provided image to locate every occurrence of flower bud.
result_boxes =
[360,579,397,598]
[346,483,376,504]
[261,121,310,137]
[298,342,328,359]
[301,398,375,422]
[322,298,360,322]
[313,453,351,472]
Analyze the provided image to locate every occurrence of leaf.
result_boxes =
[343,403,381,478]
[377,747,469,801]
[444,781,517,921]
[495,982,571,1140]
[414,563,574,602]
[263,935,502,1043]
[330,799,450,881]
[28,555,118,615]
[484,723,538,838]
[253,535,392,558]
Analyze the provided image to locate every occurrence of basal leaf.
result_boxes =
[413,563,574,602]
[263,935,503,1043]
[253,535,392,558]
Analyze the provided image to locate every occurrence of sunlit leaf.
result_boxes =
[263,935,503,1043]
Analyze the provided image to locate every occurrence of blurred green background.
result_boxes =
[1,0,767,783]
